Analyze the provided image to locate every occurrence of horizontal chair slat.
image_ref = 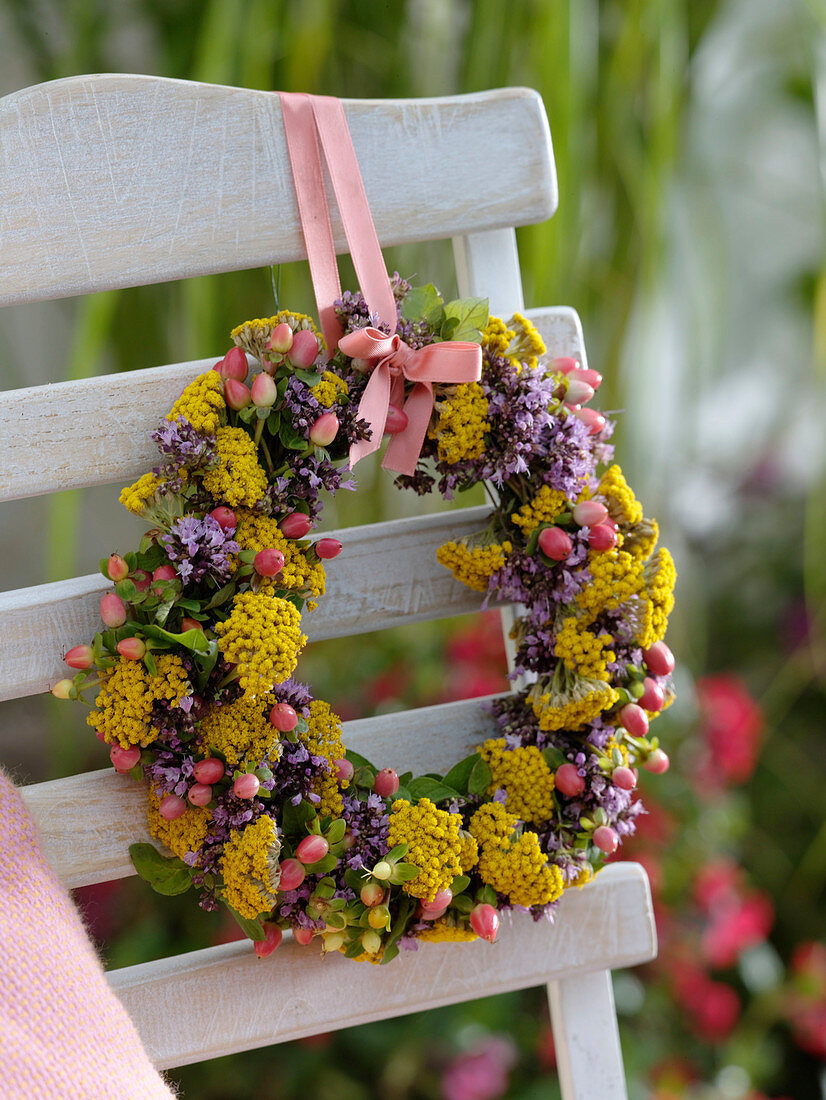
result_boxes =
[107,862,655,1071]
[0,506,495,702]
[20,695,502,889]
[0,77,555,307]
[0,306,581,503]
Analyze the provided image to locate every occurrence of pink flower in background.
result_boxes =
[672,960,741,1042]
[784,941,826,1058]
[693,859,774,968]
[695,674,763,789]
[440,1036,517,1100]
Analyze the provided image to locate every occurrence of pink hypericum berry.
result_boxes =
[612,766,637,791]
[619,703,650,738]
[572,500,609,527]
[639,676,666,712]
[132,569,151,593]
[269,703,298,732]
[569,367,603,391]
[222,346,248,381]
[644,749,670,774]
[565,378,595,406]
[287,329,319,368]
[588,523,618,552]
[422,889,453,912]
[100,593,127,628]
[159,794,187,821]
[293,926,315,946]
[251,372,278,407]
[187,782,213,807]
[315,538,342,560]
[334,757,354,782]
[373,768,400,798]
[368,904,391,930]
[254,922,283,959]
[360,881,385,907]
[180,617,202,633]
[593,825,619,854]
[110,745,141,772]
[278,858,306,892]
[279,512,313,540]
[642,641,676,677]
[309,412,339,447]
[419,905,448,921]
[64,644,94,670]
[209,506,237,531]
[553,356,578,375]
[224,378,251,410]
[107,554,129,582]
[233,773,261,799]
[193,758,225,785]
[268,322,294,355]
[555,763,586,797]
[470,903,500,943]
[538,526,573,561]
[384,404,408,435]
[572,406,607,435]
[51,679,74,700]
[152,565,177,595]
[296,834,329,865]
[254,548,285,577]
[117,637,146,661]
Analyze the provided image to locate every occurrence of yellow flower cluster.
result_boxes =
[479,739,555,824]
[432,381,490,464]
[597,465,643,524]
[481,316,514,357]
[576,549,645,621]
[166,370,225,434]
[146,788,211,864]
[624,518,659,562]
[511,485,569,534]
[415,917,478,943]
[470,803,562,908]
[458,830,479,872]
[119,472,163,515]
[234,509,325,609]
[311,371,349,408]
[506,312,546,370]
[436,538,512,592]
[199,694,279,768]
[553,617,615,681]
[527,676,619,732]
[87,655,190,748]
[637,548,677,648]
[386,798,465,903]
[201,426,268,508]
[214,591,306,698]
[220,815,281,920]
[231,311,322,363]
[299,700,349,819]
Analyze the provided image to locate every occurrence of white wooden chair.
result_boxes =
[0,75,656,1097]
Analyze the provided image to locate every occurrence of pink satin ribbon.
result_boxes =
[278,92,481,475]
[341,328,481,477]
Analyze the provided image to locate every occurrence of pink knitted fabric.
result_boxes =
[0,772,175,1099]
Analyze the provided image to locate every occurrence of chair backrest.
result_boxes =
[0,75,655,1095]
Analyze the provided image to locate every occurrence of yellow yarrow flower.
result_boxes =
[458,830,479,873]
[527,671,619,732]
[576,549,645,621]
[469,801,519,849]
[201,426,268,508]
[146,788,211,864]
[624,517,659,562]
[477,829,564,908]
[436,536,511,592]
[87,655,190,749]
[119,472,163,515]
[311,371,349,408]
[637,547,677,648]
[299,700,349,819]
[214,591,306,699]
[506,312,546,370]
[386,798,464,903]
[234,509,325,609]
[479,739,556,824]
[481,315,514,357]
[511,485,569,534]
[220,815,281,920]
[597,465,643,525]
[431,380,490,464]
[199,694,279,768]
[231,311,322,363]
[166,370,225,434]
[415,917,478,944]
[553,616,615,681]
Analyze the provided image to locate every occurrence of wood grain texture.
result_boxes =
[549,970,628,1100]
[105,862,655,1070]
[0,77,555,307]
[0,304,581,503]
[19,694,502,889]
[0,505,497,702]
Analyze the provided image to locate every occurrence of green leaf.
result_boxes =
[281,799,316,835]
[344,939,365,959]
[442,296,489,343]
[224,903,267,942]
[142,650,158,677]
[129,843,192,896]
[467,758,493,796]
[380,897,414,964]
[542,746,568,770]
[440,315,459,340]
[114,578,136,601]
[303,853,338,875]
[326,818,346,845]
[295,716,309,735]
[407,776,460,803]
[203,581,237,611]
[344,869,365,893]
[384,844,409,863]
[141,623,211,656]
[450,874,470,895]
[452,894,474,914]
[345,749,375,769]
[399,283,443,325]
[442,754,481,796]
[380,941,400,965]
[294,368,322,385]
[279,423,308,451]
[391,785,412,802]
[390,862,420,884]
[266,410,282,435]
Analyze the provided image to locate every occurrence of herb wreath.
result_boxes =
[54,275,676,964]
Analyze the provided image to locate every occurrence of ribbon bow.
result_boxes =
[341,327,482,477]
